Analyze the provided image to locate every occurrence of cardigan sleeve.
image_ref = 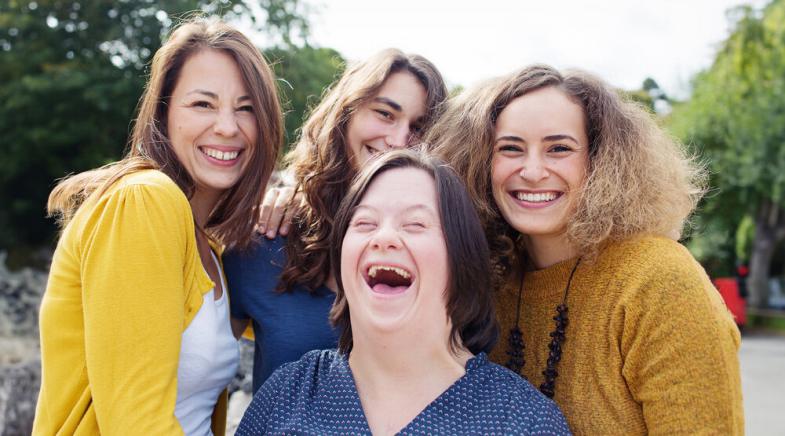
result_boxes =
[79,180,193,435]
[619,248,744,435]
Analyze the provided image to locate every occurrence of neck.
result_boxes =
[349,327,470,395]
[525,233,578,269]
[189,188,221,229]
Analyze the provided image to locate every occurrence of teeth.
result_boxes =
[368,265,411,279]
[202,147,239,161]
[515,192,557,203]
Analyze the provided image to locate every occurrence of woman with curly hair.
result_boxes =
[428,64,743,434]
[223,48,447,392]
[35,19,283,434]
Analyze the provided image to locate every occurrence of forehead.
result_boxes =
[373,72,428,117]
[496,86,586,139]
[359,167,437,212]
[173,49,248,95]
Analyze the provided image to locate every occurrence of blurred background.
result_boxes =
[1,0,783,434]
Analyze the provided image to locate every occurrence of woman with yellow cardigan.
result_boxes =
[33,19,282,435]
[430,65,743,434]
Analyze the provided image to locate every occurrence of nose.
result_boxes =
[370,222,401,251]
[384,124,411,149]
[213,108,240,138]
[518,154,549,182]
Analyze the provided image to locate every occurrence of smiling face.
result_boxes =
[167,49,258,202]
[491,86,590,256]
[340,167,450,338]
[345,71,428,167]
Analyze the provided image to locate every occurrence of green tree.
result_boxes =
[0,0,326,264]
[670,0,785,308]
[265,45,344,147]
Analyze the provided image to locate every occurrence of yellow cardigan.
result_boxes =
[489,235,743,435]
[34,170,227,435]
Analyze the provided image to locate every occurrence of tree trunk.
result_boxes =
[748,199,785,308]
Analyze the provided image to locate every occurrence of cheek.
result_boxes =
[490,157,511,199]
[340,233,364,292]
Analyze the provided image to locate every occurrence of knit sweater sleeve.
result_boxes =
[78,177,192,435]
[617,241,743,435]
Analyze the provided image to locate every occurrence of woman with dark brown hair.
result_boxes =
[34,18,282,435]
[236,149,569,435]
[429,64,743,434]
[223,48,448,393]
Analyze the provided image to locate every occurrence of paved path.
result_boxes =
[741,333,785,435]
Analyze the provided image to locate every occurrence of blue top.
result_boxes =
[236,350,571,435]
[223,236,339,392]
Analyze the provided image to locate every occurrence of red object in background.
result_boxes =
[713,277,747,327]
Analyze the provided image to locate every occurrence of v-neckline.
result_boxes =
[341,353,485,435]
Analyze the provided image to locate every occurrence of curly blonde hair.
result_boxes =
[428,64,705,273]
[279,48,447,292]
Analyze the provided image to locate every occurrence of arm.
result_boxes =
[620,255,743,435]
[80,181,192,434]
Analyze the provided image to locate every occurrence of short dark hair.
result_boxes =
[329,148,498,355]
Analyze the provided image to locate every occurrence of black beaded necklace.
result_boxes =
[505,258,581,398]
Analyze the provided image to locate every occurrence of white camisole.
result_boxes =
[174,251,239,435]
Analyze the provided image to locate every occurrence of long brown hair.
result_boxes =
[428,65,705,277]
[279,48,447,292]
[47,18,283,249]
[330,148,497,355]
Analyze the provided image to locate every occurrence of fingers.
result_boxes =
[257,188,279,235]
[279,191,304,236]
[264,187,296,239]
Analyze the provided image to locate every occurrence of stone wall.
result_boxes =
[0,252,253,434]
[0,252,45,435]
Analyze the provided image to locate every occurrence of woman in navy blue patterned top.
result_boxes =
[237,150,570,435]
[224,49,448,391]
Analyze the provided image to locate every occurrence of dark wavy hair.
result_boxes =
[329,148,498,355]
[48,18,283,249]
[279,48,448,293]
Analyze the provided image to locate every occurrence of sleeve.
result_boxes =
[235,363,289,435]
[79,182,192,435]
[619,255,744,435]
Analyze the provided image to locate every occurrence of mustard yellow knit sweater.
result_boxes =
[489,236,743,435]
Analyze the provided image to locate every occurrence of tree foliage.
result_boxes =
[0,0,339,261]
[669,0,785,305]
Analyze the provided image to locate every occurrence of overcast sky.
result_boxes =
[301,0,769,98]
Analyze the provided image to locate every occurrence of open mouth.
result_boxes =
[512,190,563,204]
[364,264,413,295]
[199,146,243,163]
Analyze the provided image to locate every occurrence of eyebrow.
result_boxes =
[353,203,437,216]
[186,89,252,103]
[495,134,579,144]
[373,97,402,112]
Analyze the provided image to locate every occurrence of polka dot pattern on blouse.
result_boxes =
[236,349,570,435]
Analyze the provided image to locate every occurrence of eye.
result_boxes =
[549,144,572,153]
[496,143,524,154]
[192,100,213,109]
[351,219,377,231]
[237,105,254,113]
[404,222,426,230]
[374,109,393,120]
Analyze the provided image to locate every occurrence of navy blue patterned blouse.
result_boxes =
[236,349,571,435]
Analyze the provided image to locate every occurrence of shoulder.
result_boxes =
[258,349,343,396]
[108,169,189,208]
[467,356,569,431]
[224,235,285,268]
[597,235,711,294]
[600,235,696,272]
